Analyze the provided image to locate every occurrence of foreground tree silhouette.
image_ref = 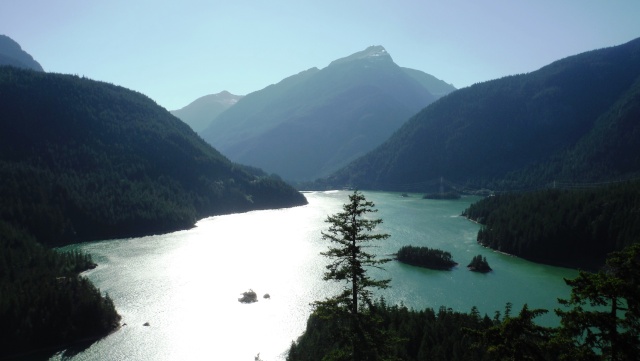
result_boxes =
[471,303,553,360]
[555,244,640,360]
[313,191,393,361]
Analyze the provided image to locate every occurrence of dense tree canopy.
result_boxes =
[0,221,120,359]
[290,244,640,361]
[467,255,492,273]
[288,302,494,361]
[462,180,640,269]
[556,244,640,360]
[0,66,306,246]
[0,65,306,357]
[396,246,457,270]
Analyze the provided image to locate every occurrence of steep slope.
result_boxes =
[0,34,44,71]
[323,37,640,192]
[171,91,242,132]
[0,38,305,359]
[201,46,452,181]
[0,66,307,246]
[401,67,456,97]
[463,181,640,269]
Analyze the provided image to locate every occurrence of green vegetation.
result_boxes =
[0,65,306,356]
[0,66,306,246]
[290,191,640,360]
[288,301,494,361]
[396,245,457,270]
[307,191,394,360]
[321,37,640,192]
[462,180,640,269]
[555,244,640,360]
[469,303,553,360]
[290,243,640,360]
[467,255,492,273]
[0,221,120,358]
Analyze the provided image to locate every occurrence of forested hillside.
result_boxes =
[462,180,640,269]
[0,66,306,246]
[0,65,305,357]
[0,221,121,357]
[288,302,494,361]
[322,37,640,192]
[201,46,454,181]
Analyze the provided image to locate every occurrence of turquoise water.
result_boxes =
[55,191,578,361]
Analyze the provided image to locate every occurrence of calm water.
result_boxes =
[55,191,578,361]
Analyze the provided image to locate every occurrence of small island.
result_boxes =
[396,245,457,270]
[467,254,492,273]
[239,289,258,303]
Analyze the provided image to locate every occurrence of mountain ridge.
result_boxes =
[328,45,393,66]
[200,46,455,181]
[171,90,243,132]
[319,37,640,192]
[0,34,44,71]
[0,66,307,245]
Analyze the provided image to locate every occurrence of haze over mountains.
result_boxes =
[171,91,243,132]
[321,37,640,192]
[0,34,44,71]
[198,46,455,181]
[4,29,640,359]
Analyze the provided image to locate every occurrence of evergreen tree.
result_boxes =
[556,244,640,360]
[471,303,552,360]
[313,191,393,360]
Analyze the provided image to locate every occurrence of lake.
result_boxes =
[54,190,578,361]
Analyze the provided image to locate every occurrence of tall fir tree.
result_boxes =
[313,191,393,361]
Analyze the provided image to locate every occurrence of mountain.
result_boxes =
[171,91,243,132]
[0,34,44,71]
[401,67,456,97]
[200,46,455,181]
[0,66,307,246]
[321,37,640,192]
[0,65,307,356]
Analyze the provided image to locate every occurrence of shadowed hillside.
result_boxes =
[0,66,307,246]
[321,37,640,192]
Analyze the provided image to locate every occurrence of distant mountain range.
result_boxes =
[0,34,44,71]
[199,46,455,181]
[320,37,640,192]
[171,91,243,132]
[0,67,306,246]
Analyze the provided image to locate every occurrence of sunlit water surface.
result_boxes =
[55,191,578,361]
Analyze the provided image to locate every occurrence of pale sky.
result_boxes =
[1,0,639,110]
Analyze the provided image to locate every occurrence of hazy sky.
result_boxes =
[1,1,639,110]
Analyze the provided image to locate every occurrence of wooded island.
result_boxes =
[396,245,457,270]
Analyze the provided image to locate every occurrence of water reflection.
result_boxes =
[55,191,577,360]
